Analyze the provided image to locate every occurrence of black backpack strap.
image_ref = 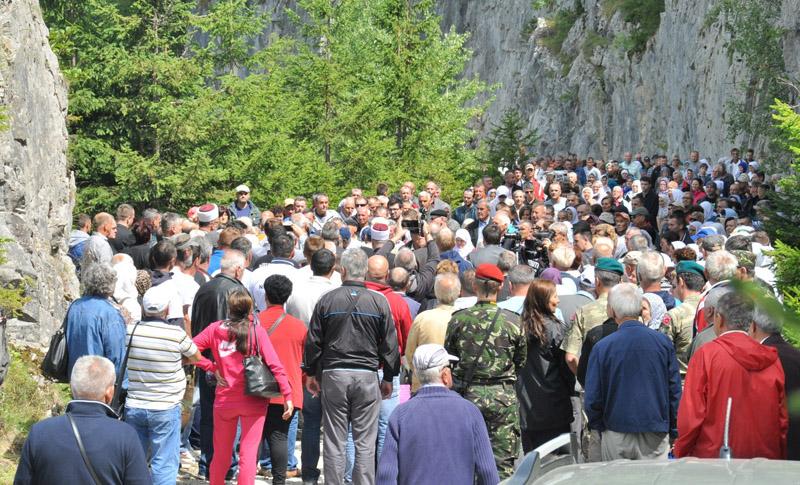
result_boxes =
[461,308,503,392]
[67,413,102,485]
[111,320,140,412]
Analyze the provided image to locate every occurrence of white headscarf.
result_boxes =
[455,228,475,260]
[112,254,141,322]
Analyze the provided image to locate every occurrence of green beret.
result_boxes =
[676,261,706,279]
[595,257,624,275]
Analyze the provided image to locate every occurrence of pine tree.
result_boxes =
[484,108,539,175]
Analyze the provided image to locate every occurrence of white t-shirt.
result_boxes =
[171,269,200,318]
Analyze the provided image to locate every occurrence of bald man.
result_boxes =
[389,267,420,320]
[363,255,413,464]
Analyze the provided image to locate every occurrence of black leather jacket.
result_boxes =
[190,273,244,338]
[303,281,400,381]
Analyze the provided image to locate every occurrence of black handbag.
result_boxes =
[242,321,282,398]
[41,302,74,382]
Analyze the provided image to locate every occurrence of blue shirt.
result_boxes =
[207,248,225,275]
[65,296,128,384]
[439,249,473,275]
[376,386,499,485]
[585,321,681,436]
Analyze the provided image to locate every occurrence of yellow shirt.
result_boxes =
[404,304,456,392]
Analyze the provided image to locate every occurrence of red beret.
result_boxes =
[475,264,504,283]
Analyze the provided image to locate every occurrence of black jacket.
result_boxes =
[764,334,800,460]
[14,401,150,485]
[516,315,575,431]
[109,224,136,252]
[577,319,618,387]
[122,243,151,270]
[304,281,400,381]
[407,243,441,304]
[191,273,244,337]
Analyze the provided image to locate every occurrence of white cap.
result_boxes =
[142,287,171,315]
[413,344,458,372]
[496,186,511,198]
[235,184,250,193]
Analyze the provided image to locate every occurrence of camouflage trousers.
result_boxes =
[463,382,520,477]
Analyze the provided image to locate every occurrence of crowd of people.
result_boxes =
[14,149,800,485]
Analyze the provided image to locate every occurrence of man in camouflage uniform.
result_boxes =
[444,263,526,477]
[562,258,624,374]
[659,261,706,376]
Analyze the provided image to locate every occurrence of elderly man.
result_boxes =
[310,193,341,235]
[752,300,800,460]
[496,265,536,315]
[694,250,739,333]
[304,248,400,485]
[85,212,118,264]
[66,263,127,380]
[585,283,681,461]
[637,251,675,310]
[675,292,787,459]
[15,356,150,484]
[404,273,461,392]
[124,288,201,485]
[377,344,499,485]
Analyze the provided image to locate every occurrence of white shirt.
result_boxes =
[171,269,200,318]
[248,260,300,312]
[296,264,343,286]
[285,275,340,325]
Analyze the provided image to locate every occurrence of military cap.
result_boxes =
[675,261,705,279]
[595,257,624,275]
[475,263,504,283]
[429,209,448,218]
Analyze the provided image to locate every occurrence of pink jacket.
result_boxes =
[193,319,292,408]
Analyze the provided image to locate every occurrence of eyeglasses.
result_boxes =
[237,191,249,195]
[356,203,367,207]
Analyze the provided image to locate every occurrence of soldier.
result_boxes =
[444,263,526,477]
[562,258,624,374]
[659,261,706,375]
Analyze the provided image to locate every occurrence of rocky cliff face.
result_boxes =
[0,0,78,345]
[439,0,800,159]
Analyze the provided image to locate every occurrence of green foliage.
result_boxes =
[42,0,491,212]
[538,6,581,56]
[603,0,664,54]
[763,100,800,247]
[704,0,788,145]
[0,346,71,482]
[582,31,610,58]
[0,239,29,318]
[483,109,539,175]
[531,0,555,10]
[0,106,8,132]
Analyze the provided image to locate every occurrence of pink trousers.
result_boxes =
[210,405,266,485]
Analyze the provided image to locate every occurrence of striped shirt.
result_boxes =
[125,319,198,410]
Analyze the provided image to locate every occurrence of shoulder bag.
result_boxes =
[111,320,141,415]
[67,413,102,485]
[243,321,282,398]
[41,302,74,382]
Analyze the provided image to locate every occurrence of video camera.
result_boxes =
[520,230,553,275]
[401,218,422,235]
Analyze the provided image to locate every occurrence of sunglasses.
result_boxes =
[356,203,367,207]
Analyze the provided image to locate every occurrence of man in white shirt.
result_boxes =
[286,248,340,325]
[249,234,299,312]
[545,182,568,214]
[310,193,341,235]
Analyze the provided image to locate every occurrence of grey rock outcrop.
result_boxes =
[0,0,78,345]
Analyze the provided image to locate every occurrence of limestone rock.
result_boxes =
[0,0,78,346]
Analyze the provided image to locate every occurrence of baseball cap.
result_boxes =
[525,163,535,170]
[631,207,649,218]
[429,209,448,218]
[235,184,250,193]
[475,263,504,283]
[412,344,459,372]
[284,198,295,207]
[691,228,715,242]
[142,287,171,315]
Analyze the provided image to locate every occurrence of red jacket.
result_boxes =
[675,331,788,459]
[258,306,307,409]
[365,281,412,354]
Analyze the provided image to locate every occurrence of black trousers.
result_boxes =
[521,424,571,454]
[264,404,295,485]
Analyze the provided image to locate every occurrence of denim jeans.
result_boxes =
[301,386,323,482]
[344,373,399,482]
[124,404,181,485]
[259,411,299,470]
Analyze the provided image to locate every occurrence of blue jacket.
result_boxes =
[585,321,681,436]
[65,296,127,382]
[377,386,499,485]
[14,400,150,485]
[439,249,473,275]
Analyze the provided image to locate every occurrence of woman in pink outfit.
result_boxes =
[193,289,293,485]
